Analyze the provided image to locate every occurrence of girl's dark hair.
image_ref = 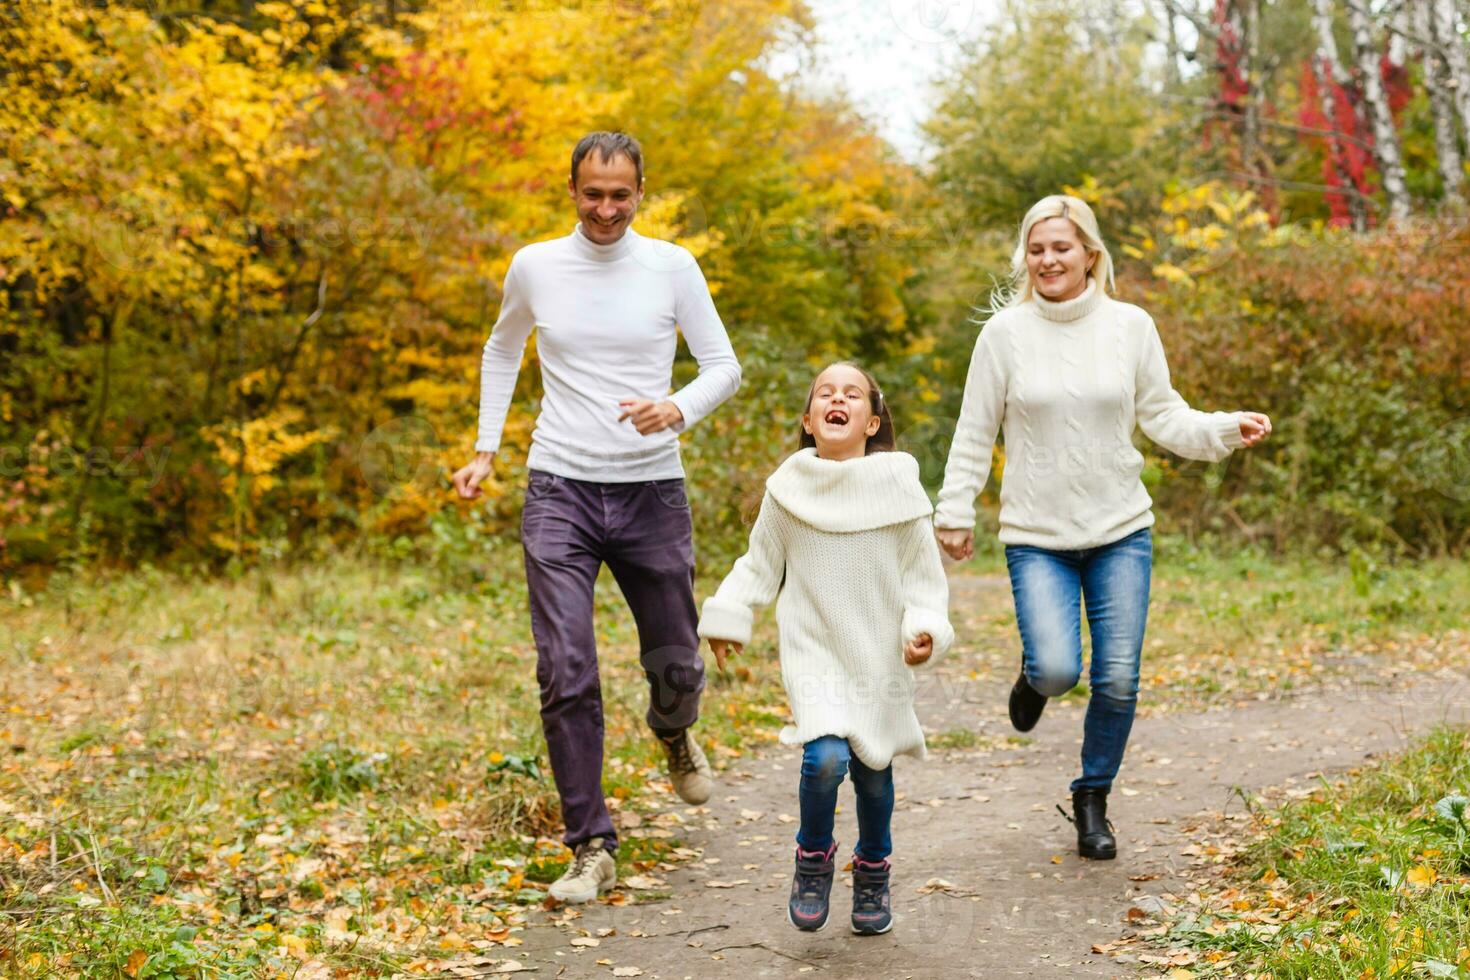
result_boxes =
[797,362,897,454]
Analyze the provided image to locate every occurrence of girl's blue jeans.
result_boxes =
[794,735,893,862]
[1004,526,1152,793]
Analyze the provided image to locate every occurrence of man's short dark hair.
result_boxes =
[571,131,644,186]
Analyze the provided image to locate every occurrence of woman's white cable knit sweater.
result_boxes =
[935,280,1248,550]
[696,449,953,770]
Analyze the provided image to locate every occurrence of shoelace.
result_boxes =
[568,846,603,877]
[663,733,693,773]
[1056,803,1117,834]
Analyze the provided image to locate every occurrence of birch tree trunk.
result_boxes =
[1242,0,1261,174]
[1347,0,1412,221]
[1160,0,1183,87]
[1432,0,1470,138]
[1421,0,1465,196]
[1313,0,1370,229]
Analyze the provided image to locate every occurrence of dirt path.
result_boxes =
[491,576,1470,980]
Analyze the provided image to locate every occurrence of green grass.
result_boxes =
[1,540,1467,973]
[949,535,1470,712]
[1162,727,1470,978]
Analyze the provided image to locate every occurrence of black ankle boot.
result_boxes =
[1070,789,1117,860]
[1008,671,1047,732]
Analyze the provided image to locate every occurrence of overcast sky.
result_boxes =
[790,0,1001,161]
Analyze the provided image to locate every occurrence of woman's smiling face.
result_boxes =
[802,364,880,461]
[1026,216,1095,302]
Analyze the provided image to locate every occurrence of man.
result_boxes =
[452,132,740,904]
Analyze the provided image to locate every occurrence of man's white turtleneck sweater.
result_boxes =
[475,223,741,482]
[935,280,1247,550]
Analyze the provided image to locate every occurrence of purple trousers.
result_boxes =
[520,469,705,852]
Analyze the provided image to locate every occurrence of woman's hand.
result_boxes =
[1238,411,1273,448]
[709,638,742,673]
[936,527,974,561]
[904,633,933,666]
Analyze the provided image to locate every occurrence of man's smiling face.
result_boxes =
[569,151,643,245]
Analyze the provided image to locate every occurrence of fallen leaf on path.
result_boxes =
[622,875,664,890]
[704,879,749,888]
[612,969,644,977]
[570,937,599,947]
[916,877,980,897]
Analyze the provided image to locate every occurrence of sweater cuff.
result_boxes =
[932,505,975,532]
[901,607,954,664]
[1216,412,1247,451]
[697,597,753,646]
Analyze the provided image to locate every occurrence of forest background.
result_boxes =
[6,0,1470,973]
[5,0,1470,578]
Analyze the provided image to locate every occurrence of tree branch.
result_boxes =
[264,268,328,414]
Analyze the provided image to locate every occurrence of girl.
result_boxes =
[934,195,1272,860]
[696,363,953,935]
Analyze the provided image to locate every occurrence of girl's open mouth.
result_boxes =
[824,409,849,425]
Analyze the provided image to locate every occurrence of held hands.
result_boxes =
[618,398,684,435]
[904,633,933,666]
[936,527,974,562]
[709,638,742,673]
[1238,411,1273,448]
[451,453,495,500]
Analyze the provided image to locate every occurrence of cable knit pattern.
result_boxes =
[697,449,953,770]
[935,281,1248,550]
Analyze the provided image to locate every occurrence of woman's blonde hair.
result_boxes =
[987,195,1116,313]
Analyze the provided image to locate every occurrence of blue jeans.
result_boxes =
[1004,527,1152,793]
[795,736,894,862]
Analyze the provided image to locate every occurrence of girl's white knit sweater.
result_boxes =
[935,281,1248,550]
[696,449,953,770]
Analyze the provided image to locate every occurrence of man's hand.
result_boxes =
[618,398,684,436]
[936,527,974,562]
[709,638,742,673]
[904,633,933,666]
[451,452,495,500]
[1238,411,1273,448]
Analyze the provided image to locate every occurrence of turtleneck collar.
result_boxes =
[571,222,637,262]
[1031,277,1103,323]
[765,448,933,533]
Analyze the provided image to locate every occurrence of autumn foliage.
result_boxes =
[0,0,921,573]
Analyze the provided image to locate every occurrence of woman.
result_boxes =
[934,195,1271,859]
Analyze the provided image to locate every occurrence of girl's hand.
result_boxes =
[709,638,743,673]
[1238,411,1272,448]
[936,527,974,562]
[904,633,933,666]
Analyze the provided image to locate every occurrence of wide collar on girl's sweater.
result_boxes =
[764,448,933,533]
